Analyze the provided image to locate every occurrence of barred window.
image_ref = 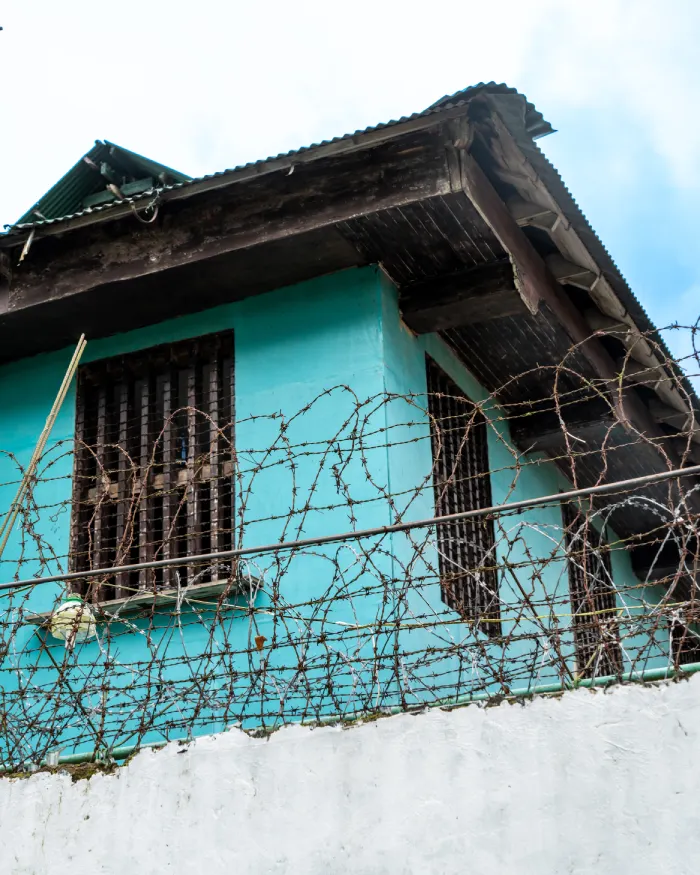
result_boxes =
[71,332,235,601]
[426,356,500,635]
[671,622,700,667]
[562,502,622,678]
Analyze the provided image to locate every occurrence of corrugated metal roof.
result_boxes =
[14,141,191,226]
[496,107,699,412]
[429,82,553,138]
[5,82,553,234]
[2,80,694,408]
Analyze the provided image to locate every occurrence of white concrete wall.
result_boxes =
[2,676,700,874]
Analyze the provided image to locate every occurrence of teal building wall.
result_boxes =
[0,266,669,757]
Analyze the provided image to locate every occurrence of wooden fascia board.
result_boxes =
[509,397,618,454]
[8,148,454,311]
[456,144,671,452]
[481,98,698,433]
[399,260,524,332]
[0,104,475,249]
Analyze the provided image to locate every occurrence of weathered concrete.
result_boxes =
[1,676,699,874]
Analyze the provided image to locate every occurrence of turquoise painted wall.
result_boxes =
[0,265,671,759]
[375,275,669,694]
[0,267,400,755]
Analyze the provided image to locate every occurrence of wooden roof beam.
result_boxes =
[631,535,700,585]
[617,358,670,388]
[648,399,692,430]
[545,253,599,291]
[456,144,675,453]
[509,397,618,454]
[9,140,453,312]
[507,196,559,231]
[399,260,525,333]
[583,309,631,335]
[479,102,700,443]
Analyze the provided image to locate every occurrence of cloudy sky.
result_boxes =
[1,0,698,372]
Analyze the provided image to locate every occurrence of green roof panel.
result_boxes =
[16,141,191,225]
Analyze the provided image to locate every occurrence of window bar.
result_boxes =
[70,332,233,601]
[427,363,455,608]
[161,368,176,589]
[563,502,622,678]
[70,383,88,595]
[672,622,700,666]
[472,418,494,621]
[451,398,473,614]
[114,378,130,599]
[186,360,200,585]
[225,353,236,552]
[208,348,220,562]
[431,364,468,613]
[426,356,499,635]
[138,376,153,590]
[91,385,108,602]
[442,394,461,607]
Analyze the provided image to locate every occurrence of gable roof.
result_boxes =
[15,141,191,226]
[7,83,552,233]
[2,83,694,411]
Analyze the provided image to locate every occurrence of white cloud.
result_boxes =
[0,0,548,223]
[1,0,698,343]
[2,0,698,223]
[526,1,700,188]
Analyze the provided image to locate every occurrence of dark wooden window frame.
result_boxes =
[562,501,622,678]
[426,355,500,636]
[71,331,235,602]
[671,621,700,667]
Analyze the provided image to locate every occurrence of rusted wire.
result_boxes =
[0,323,696,772]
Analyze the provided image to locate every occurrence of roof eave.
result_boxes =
[2,85,547,244]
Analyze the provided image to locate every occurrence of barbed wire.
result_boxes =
[0,323,697,772]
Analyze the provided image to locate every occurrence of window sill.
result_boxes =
[26,576,258,626]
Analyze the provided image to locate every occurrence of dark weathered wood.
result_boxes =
[4,106,475,250]
[561,502,622,678]
[426,356,500,635]
[114,378,130,598]
[507,196,558,230]
[0,252,10,315]
[223,353,236,553]
[400,260,522,332]
[138,377,153,590]
[70,378,88,592]
[9,135,452,314]
[458,147,673,450]
[584,309,630,335]
[70,333,237,602]
[647,400,690,430]
[186,363,200,585]
[161,368,177,589]
[208,348,220,556]
[545,253,598,291]
[0,229,362,365]
[509,398,618,453]
[92,385,107,601]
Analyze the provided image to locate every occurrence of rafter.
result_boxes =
[509,397,618,454]
[456,145,670,449]
[400,261,523,333]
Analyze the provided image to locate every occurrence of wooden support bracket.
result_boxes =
[509,397,618,454]
[457,146,669,447]
[399,260,524,332]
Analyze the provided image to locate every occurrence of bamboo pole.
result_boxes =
[0,335,87,563]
